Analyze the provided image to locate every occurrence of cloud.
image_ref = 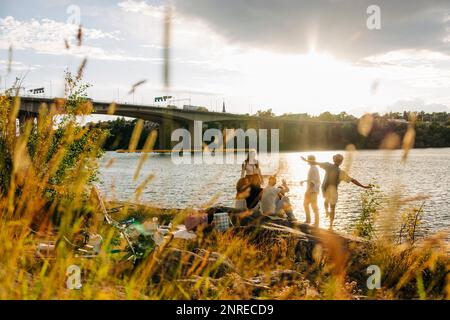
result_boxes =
[360,49,450,89]
[0,16,154,62]
[388,98,450,113]
[118,0,165,18]
[117,0,245,72]
[172,0,450,61]
[163,87,222,97]
[0,59,40,72]
[362,49,450,68]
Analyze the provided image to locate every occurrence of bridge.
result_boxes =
[17,96,350,150]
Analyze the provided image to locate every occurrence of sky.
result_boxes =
[1,0,450,116]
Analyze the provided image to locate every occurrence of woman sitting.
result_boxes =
[233,177,251,210]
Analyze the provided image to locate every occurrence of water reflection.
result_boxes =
[99,148,450,237]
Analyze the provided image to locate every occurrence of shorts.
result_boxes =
[322,185,338,205]
[304,190,318,206]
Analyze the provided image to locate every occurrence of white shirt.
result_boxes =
[242,160,260,176]
[260,186,281,214]
[307,165,321,193]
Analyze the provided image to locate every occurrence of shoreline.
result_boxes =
[99,200,448,299]
[111,147,450,154]
[105,200,450,246]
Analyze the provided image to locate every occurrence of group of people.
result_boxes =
[234,151,371,230]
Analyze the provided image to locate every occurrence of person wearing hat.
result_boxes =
[234,177,251,210]
[301,153,371,230]
[300,155,321,226]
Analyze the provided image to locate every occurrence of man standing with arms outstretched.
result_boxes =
[301,154,371,230]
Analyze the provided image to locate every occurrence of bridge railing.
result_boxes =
[18,96,357,124]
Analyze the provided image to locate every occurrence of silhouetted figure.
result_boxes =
[300,155,320,226]
[301,154,371,230]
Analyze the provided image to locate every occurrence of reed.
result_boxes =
[0,75,448,300]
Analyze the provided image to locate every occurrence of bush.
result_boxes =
[352,183,382,240]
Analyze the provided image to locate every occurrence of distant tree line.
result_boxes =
[88,118,158,151]
[88,111,450,151]
[308,116,449,150]
[276,110,450,124]
[264,110,449,150]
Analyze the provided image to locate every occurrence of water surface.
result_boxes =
[99,148,450,237]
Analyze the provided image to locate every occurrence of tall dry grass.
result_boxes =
[0,75,449,300]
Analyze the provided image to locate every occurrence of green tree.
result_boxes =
[317,111,334,121]
[255,108,275,117]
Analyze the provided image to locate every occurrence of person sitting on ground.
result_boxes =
[204,176,259,227]
[231,177,264,225]
[260,175,296,221]
[301,154,371,230]
[300,155,321,226]
[233,177,250,210]
[246,174,263,209]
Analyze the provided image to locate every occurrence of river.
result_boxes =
[99,148,450,238]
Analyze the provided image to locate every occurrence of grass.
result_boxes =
[0,76,449,300]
